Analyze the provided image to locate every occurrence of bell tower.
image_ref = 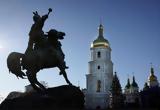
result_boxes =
[85,24,113,109]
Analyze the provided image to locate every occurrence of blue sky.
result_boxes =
[0,0,160,98]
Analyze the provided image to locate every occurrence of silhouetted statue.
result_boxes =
[7,8,72,92]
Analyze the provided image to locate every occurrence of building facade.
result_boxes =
[124,76,141,107]
[85,24,113,109]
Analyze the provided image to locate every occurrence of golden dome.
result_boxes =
[149,73,157,81]
[91,39,109,48]
[148,67,157,82]
[91,24,110,48]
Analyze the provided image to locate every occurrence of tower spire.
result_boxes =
[133,76,135,83]
[98,23,104,37]
[127,78,130,86]
[150,63,154,75]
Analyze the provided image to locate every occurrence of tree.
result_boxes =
[110,72,124,108]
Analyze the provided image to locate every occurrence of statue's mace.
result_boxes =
[48,8,52,15]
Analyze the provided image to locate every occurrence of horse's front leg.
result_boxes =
[26,70,46,92]
[57,61,72,85]
[35,79,46,91]
[62,71,72,85]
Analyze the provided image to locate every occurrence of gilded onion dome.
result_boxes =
[148,67,157,82]
[91,24,110,48]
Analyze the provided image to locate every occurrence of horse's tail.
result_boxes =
[7,52,26,79]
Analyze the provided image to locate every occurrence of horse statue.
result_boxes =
[7,8,72,92]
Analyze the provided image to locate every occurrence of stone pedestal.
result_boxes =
[0,85,84,110]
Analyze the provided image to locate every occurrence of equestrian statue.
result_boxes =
[7,8,72,92]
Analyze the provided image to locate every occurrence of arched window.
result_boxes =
[96,80,101,92]
[97,65,100,70]
[97,51,101,58]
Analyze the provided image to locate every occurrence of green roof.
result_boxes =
[125,78,131,89]
[131,76,138,88]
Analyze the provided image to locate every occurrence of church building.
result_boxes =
[85,24,113,109]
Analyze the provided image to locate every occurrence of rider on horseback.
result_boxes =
[26,8,68,75]
[7,9,72,92]
[26,8,52,53]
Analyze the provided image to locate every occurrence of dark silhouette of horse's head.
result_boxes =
[47,29,65,40]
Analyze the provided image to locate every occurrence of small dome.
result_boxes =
[148,67,158,82]
[125,78,130,89]
[92,37,109,48]
[149,73,157,82]
[131,76,138,88]
[143,82,149,91]
[131,81,138,88]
